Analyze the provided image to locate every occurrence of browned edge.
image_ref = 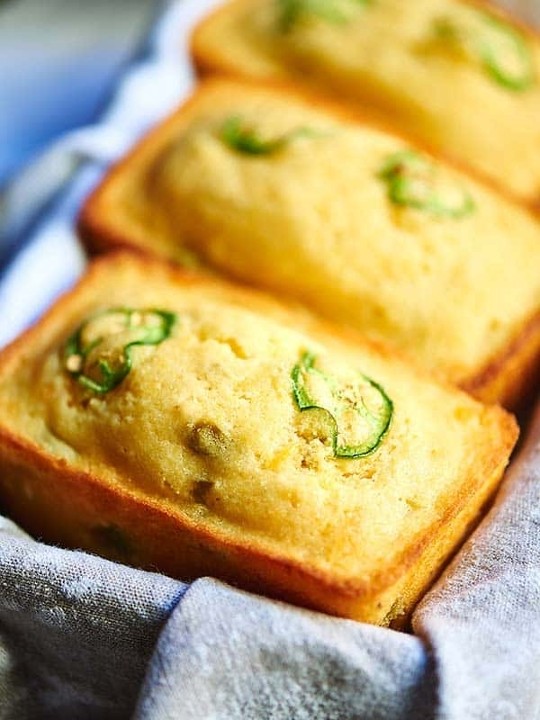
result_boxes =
[189,0,540,210]
[0,251,520,622]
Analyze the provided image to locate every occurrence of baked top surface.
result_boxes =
[0,253,517,589]
[84,79,540,386]
[193,0,540,201]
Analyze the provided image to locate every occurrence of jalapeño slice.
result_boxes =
[434,11,535,92]
[64,308,177,394]
[220,116,316,156]
[277,0,372,33]
[477,13,535,92]
[378,150,475,218]
[292,352,393,459]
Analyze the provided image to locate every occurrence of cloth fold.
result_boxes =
[134,578,437,720]
[1,1,540,718]
[133,404,540,720]
[2,401,540,719]
[414,408,540,720]
[0,517,187,720]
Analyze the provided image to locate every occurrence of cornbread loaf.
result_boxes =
[191,0,540,206]
[79,79,540,409]
[0,252,518,626]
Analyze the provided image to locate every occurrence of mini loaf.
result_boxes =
[0,252,518,626]
[79,79,540,409]
[191,0,540,207]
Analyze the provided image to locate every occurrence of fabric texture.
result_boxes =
[132,407,540,720]
[0,517,187,720]
[1,2,540,719]
[415,408,540,720]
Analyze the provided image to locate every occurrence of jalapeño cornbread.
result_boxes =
[79,79,540,408]
[0,253,518,626]
[191,0,540,206]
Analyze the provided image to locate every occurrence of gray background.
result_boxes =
[0,0,156,187]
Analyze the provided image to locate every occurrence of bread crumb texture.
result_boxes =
[195,0,540,200]
[1,257,514,584]
[113,81,540,384]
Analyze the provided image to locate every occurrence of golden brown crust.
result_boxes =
[0,424,514,624]
[191,0,540,80]
[0,252,519,625]
[78,78,540,410]
[190,0,540,211]
[80,76,483,252]
[190,1,252,77]
[78,85,231,256]
[461,309,540,411]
